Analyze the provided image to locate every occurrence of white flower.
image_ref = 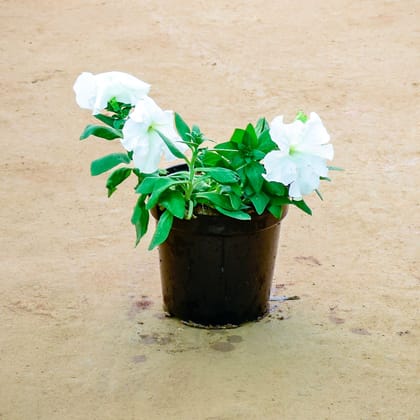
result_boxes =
[122,96,187,173]
[262,112,334,199]
[73,71,150,114]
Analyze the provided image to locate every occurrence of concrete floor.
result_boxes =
[1,1,419,419]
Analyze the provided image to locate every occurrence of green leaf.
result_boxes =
[106,167,132,197]
[79,124,122,140]
[198,167,239,184]
[232,154,246,169]
[295,111,308,123]
[198,149,225,167]
[215,141,238,151]
[243,183,254,196]
[174,113,191,142]
[251,149,265,161]
[156,130,187,160]
[257,130,277,153]
[146,178,180,210]
[191,124,201,135]
[271,196,291,206]
[90,153,131,176]
[132,173,143,190]
[264,181,287,197]
[244,123,258,148]
[227,191,242,210]
[131,197,150,246]
[94,114,117,128]
[160,190,186,219]
[131,196,144,224]
[107,97,120,113]
[255,117,269,136]
[135,214,149,245]
[245,161,264,193]
[230,128,246,144]
[190,125,204,145]
[214,206,251,220]
[136,176,160,194]
[268,204,285,219]
[213,141,239,163]
[315,189,324,200]
[195,192,233,210]
[250,191,270,215]
[148,210,173,250]
[229,183,242,196]
[327,166,344,171]
[291,199,312,215]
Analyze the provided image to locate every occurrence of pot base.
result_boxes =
[163,306,270,329]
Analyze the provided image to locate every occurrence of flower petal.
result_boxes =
[94,72,150,114]
[289,165,320,199]
[269,116,292,152]
[73,71,150,114]
[121,119,148,152]
[302,112,330,145]
[262,151,297,185]
[271,116,304,150]
[266,111,334,199]
[132,131,163,173]
[288,180,302,199]
[297,165,321,195]
[297,142,334,160]
[158,111,188,159]
[73,72,97,110]
[130,96,161,123]
[122,98,187,172]
[305,154,329,177]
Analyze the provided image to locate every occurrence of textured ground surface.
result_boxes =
[1,1,419,419]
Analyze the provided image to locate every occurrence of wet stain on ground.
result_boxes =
[210,341,235,352]
[139,333,173,345]
[134,296,153,310]
[351,328,371,335]
[227,335,243,343]
[329,315,345,324]
[128,296,154,319]
[132,355,147,363]
[267,304,291,321]
[153,312,167,320]
[295,256,322,266]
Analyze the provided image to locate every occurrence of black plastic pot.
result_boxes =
[154,163,288,327]
[157,208,287,327]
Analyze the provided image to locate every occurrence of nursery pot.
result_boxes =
[155,196,287,327]
[155,165,288,327]
[156,210,287,327]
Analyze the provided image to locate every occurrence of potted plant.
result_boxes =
[74,71,338,327]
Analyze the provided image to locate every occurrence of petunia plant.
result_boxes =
[74,71,339,250]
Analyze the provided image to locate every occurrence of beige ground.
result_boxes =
[1,0,419,419]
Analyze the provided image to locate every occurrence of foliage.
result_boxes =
[75,72,339,249]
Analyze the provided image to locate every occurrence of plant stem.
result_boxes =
[184,145,199,219]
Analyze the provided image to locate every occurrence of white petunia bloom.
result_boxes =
[262,112,334,199]
[73,71,150,114]
[122,96,187,174]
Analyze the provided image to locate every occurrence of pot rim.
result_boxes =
[152,205,288,236]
